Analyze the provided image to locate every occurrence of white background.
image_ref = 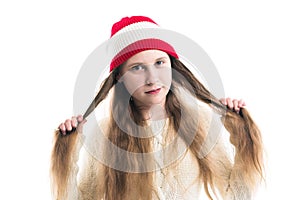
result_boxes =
[1,0,299,199]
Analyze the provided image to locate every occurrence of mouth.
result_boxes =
[145,88,161,95]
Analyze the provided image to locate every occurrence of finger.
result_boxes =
[59,123,65,131]
[71,116,78,128]
[233,99,240,111]
[58,123,66,135]
[226,98,234,109]
[238,99,246,107]
[77,118,87,133]
[220,98,227,105]
[65,119,72,131]
[77,115,84,123]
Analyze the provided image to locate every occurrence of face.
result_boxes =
[118,50,172,108]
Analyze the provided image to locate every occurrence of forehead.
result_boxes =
[124,50,169,65]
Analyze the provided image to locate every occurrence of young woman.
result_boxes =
[51,16,263,200]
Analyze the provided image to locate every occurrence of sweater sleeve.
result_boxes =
[75,120,107,200]
[224,169,252,200]
[62,134,85,200]
[77,152,106,199]
[198,103,258,199]
[212,132,253,200]
[59,132,106,200]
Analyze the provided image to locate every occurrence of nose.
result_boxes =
[145,67,158,85]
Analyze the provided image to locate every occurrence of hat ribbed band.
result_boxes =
[110,38,178,71]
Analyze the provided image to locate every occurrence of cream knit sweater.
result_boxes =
[63,105,253,200]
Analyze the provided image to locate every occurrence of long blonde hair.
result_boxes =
[51,56,263,199]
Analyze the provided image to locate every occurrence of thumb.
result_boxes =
[77,117,87,133]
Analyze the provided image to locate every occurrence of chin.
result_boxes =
[133,96,165,107]
[145,97,166,106]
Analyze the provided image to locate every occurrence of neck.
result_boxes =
[133,100,167,121]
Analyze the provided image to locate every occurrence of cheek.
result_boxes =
[159,68,172,88]
[122,74,146,95]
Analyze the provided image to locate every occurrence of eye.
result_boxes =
[156,60,164,65]
[130,65,145,71]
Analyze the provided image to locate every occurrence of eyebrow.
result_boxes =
[125,57,169,68]
[126,62,143,68]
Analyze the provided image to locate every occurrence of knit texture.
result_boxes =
[109,16,179,71]
[62,103,253,200]
[111,16,157,37]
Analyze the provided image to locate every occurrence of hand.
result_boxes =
[58,115,86,135]
[220,98,246,113]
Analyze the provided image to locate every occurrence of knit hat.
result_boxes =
[109,16,179,72]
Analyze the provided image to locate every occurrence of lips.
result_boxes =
[145,88,161,94]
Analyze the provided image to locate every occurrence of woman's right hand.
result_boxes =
[58,115,86,135]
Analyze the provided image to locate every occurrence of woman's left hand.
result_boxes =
[220,98,246,113]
